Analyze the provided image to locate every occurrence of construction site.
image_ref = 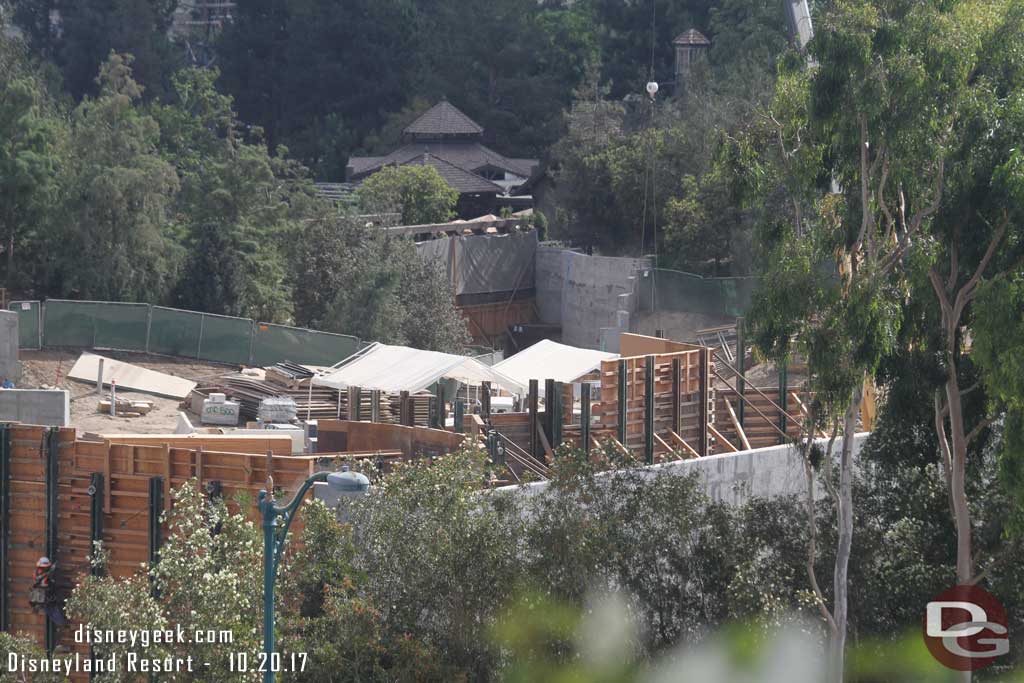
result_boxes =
[0,267,832,661]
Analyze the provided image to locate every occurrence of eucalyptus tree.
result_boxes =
[746,1,1004,678]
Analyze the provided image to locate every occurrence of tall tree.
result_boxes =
[153,67,298,321]
[46,0,179,99]
[289,213,469,351]
[47,53,181,301]
[356,165,458,227]
[0,27,63,291]
[750,2,1018,680]
[919,0,1024,597]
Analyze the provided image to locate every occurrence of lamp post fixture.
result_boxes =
[258,467,369,683]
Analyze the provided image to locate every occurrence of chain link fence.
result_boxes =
[8,300,361,367]
[636,269,759,318]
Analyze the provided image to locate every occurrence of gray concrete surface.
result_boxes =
[0,389,70,426]
[0,311,20,382]
[497,433,869,506]
[535,246,650,350]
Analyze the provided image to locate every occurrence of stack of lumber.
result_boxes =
[220,374,347,421]
[387,391,433,425]
[204,363,438,425]
[215,363,387,422]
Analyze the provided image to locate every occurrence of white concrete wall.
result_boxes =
[0,389,70,426]
[496,433,869,506]
[535,247,651,350]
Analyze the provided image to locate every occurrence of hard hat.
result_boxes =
[36,557,51,568]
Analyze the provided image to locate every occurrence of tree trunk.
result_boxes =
[944,358,973,585]
[830,381,863,683]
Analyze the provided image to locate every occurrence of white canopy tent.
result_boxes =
[493,339,618,392]
[313,342,525,394]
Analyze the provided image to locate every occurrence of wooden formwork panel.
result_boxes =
[3,426,336,656]
[595,350,712,458]
[714,388,804,451]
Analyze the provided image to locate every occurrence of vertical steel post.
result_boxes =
[148,476,164,598]
[644,356,655,465]
[454,392,465,433]
[44,428,59,654]
[617,360,627,445]
[736,317,746,426]
[480,381,491,421]
[351,387,362,423]
[778,359,789,444]
[259,493,276,683]
[144,305,153,354]
[698,348,709,456]
[549,381,563,451]
[89,473,104,576]
[544,379,556,449]
[0,425,9,632]
[580,383,592,459]
[437,383,447,430]
[528,379,539,460]
[671,357,681,435]
[197,313,205,360]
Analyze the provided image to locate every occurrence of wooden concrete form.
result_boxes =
[0,420,467,671]
[596,348,712,459]
[315,420,463,458]
[459,298,535,347]
[713,388,804,450]
[89,432,294,455]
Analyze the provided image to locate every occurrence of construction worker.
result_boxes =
[29,557,54,612]
[29,556,67,625]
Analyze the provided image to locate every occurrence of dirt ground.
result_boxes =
[18,350,230,435]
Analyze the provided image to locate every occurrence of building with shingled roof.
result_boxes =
[346,100,538,219]
[673,29,711,80]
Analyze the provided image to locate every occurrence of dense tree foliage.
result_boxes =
[58,438,1024,681]
[356,165,458,227]
[0,30,470,348]
[288,213,469,352]
[12,0,179,99]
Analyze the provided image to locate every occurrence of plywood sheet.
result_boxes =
[619,333,703,357]
[68,352,196,399]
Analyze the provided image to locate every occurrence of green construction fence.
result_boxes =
[9,300,360,368]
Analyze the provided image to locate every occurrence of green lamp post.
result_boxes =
[258,466,370,683]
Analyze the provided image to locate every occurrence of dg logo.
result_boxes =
[923,585,1010,671]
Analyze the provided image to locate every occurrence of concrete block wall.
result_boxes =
[0,310,20,381]
[535,246,651,350]
[497,433,869,507]
[0,389,70,426]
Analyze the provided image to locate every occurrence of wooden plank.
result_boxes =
[668,430,700,459]
[708,423,738,453]
[535,418,554,463]
[724,399,751,450]
[94,433,292,455]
